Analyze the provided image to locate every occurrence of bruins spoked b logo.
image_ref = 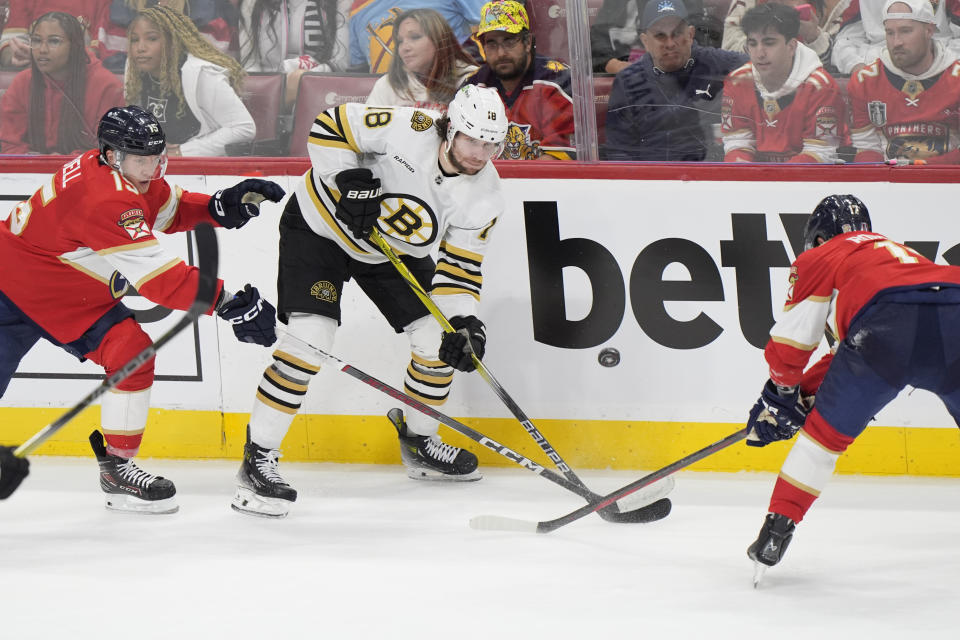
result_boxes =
[377,193,438,247]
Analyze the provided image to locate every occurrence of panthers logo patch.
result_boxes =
[109,271,130,299]
[502,123,542,160]
[410,110,434,132]
[310,280,338,302]
[117,209,150,240]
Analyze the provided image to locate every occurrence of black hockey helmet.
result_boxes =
[97,105,166,158]
[802,195,871,252]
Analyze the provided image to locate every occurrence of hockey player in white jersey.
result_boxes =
[232,85,508,517]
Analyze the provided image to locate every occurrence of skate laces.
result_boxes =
[116,460,159,488]
[254,448,287,484]
[423,436,460,464]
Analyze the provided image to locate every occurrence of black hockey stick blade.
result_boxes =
[14,224,219,458]
[470,428,750,533]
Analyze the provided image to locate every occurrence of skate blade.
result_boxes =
[105,494,178,515]
[231,487,291,518]
[612,475,676,513]
[405,467,483,482]
[752,561,768,588]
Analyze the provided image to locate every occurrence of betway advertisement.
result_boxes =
[2,170,958,429]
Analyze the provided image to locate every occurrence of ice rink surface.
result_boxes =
[2,457,957,639]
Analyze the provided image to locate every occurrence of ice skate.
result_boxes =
[388,408,482,481]
[747,512,796,586]
[89,430,178,514]
[231,426,297,518]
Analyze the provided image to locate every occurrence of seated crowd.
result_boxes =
[0,0,957,164]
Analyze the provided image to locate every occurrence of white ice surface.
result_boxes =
[2,458,958,639]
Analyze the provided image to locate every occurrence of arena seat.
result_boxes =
[225,72,285,156]
[288,72,380,157]
[593,74,615,145]
[525,0,604,62]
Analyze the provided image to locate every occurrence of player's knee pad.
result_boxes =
[404,315,442,360]
[257,314,336,413]
[86,318,155,392]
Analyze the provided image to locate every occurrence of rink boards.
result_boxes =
[1,159,958,475]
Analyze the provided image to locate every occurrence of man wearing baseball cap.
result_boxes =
[461,0,575,160]
[847,0,960,164]
[604,0,747,161]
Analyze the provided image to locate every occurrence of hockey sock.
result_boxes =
[249,313,333,449]
[101,387,151,458]
[402,316,453,437]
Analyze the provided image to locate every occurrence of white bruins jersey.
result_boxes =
[294,102,505,317]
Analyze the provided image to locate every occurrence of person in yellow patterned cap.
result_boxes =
[460,0,575,160]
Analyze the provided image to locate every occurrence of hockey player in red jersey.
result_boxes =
[721,3,846,163]
[0,105,285,511]
[743,194,960,582]
[847,0,960,164]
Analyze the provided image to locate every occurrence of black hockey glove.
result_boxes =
[746,380,809,447]
[334,168,382,239]
[439,316,486,372]
[0,445,29,499]
[208,179,286,229]
[216,284,277,347]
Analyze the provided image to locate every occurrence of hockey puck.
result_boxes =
[598,347,620,367]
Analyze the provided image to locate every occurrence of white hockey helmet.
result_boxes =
[446,85,508,149]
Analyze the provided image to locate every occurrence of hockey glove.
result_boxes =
[0,445,29,499]
[439,316,486,372]
[216,284,278,347]
[208,179,286,229]
[334,168,382,239]
[746,380,809,447]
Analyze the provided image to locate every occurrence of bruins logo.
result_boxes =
[310,280,338,302]
[502,123,542,160]
[377,193,438,247]
[410,110,434,132]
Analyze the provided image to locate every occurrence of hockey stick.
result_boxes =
[283,333,671,523]
[14,224,219,458]
[470,426,751,533]
[367,229,670,523]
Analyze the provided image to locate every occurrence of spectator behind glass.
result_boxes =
[366,8,478,112]
[349,0,486,73]
[1,11,123,154]
[723,0,855,66]
[603,0,747,161]
[721,2,846,162]
[847,0,960,164]
[592,1,724,74]
[238,0,350,108]
[101,1,236,72]
[462,0,575,160]
[125,5,255,156]
[0,1,110,68]
[831,0,960,74]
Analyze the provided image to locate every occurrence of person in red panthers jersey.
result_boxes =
[0,105,285,510]
[847,0,960,164]
[461,0,574,160]
[742,194,960,582]
[722,3,846,162]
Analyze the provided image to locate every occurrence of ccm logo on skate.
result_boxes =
[524,201,960,351]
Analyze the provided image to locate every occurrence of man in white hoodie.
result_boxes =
[847,0,960,163]
[721,2,847,162]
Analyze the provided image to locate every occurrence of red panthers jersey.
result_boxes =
[722,63,846,162]
[765,232,960,391]
[848,57,960,163]
[0,150,222,343]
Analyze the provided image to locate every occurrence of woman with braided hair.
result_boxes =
[0,11,123,154]
[125,5,254,156]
